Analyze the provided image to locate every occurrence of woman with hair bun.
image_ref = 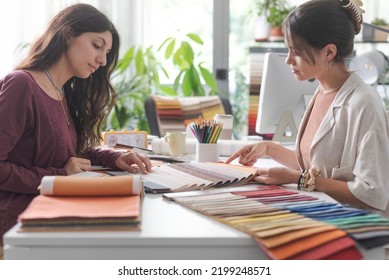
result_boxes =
[227,0,389,217]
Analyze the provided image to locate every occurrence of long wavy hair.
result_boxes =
[16,3,120,156]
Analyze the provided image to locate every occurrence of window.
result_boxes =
[136,0,214,84]
[1,0,387,136]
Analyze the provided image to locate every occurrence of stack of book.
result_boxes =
[18,175,143,232]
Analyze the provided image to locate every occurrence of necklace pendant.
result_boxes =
[45,69,71,128]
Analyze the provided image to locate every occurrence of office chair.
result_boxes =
[145,95,232,137]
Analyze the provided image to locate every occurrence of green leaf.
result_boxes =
[133,98,143,115]
[137,118,150,131]
[135,48,145,74]
[161,67,170,79]
[199,65,217,91]
[181,41,194,65]
[124,46,135,60]
[173,47,185,68]
[181,65,203,96]
[109,108,119,129]
[173,71,184,92]
[189,65,201,90]
[158,37,174,51]
[182,71,193,96]
[152,70,161,88]
[160,85,178,96]
[115,46,135,74]
[13,42,30,55]
[165,39,176,59]
[112,104,131,129]
[186,33,203,45]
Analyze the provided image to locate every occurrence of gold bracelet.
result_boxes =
[298,167,320,192]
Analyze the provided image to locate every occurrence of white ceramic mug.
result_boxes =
[214,114,233,140]
[164,132,186,155]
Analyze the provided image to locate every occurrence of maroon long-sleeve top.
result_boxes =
[0,70,121,239]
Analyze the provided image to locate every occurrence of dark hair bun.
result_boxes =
[339,0,365,34]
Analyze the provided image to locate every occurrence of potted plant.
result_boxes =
[371,18,389,42]
[363,18,389,42]
[105,45,167,131]
[105,33,222,132]
[254,0,292,41]
[158,32,219,96]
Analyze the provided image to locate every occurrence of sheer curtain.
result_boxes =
[0,0,137,78]
[0,0,49,77]
[0,0,385,78]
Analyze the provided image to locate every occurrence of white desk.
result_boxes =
[3,158,389,260]
[4,192,265,260]
[4,186,387,260]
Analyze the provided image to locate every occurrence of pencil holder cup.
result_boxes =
[195,143,220,162]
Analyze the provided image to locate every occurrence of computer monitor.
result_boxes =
[255,52,319,141]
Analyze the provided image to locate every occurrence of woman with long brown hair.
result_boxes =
[0,3,152,251]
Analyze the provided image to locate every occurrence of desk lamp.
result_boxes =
[349,23,389,86]
[349,50,389,85]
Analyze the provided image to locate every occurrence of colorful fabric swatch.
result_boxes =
[153,95,225,136]
[143,162,257,193]
[166,184,389,259]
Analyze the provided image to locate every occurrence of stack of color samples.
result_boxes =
[167,185,389,259]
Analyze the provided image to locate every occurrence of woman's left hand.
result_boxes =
[115,152,152,174]
[253,167,300,186]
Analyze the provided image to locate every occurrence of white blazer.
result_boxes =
[295,73,389,215]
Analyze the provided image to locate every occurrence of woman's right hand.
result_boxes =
[225,142,268,166]
[64,157,92,175]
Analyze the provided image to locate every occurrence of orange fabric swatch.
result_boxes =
[325,246,363,260]
[290,236,361,260]
[258,229,346,259]
[259,224,337,248]
[42,175,140,196]
[18,195,140,220]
